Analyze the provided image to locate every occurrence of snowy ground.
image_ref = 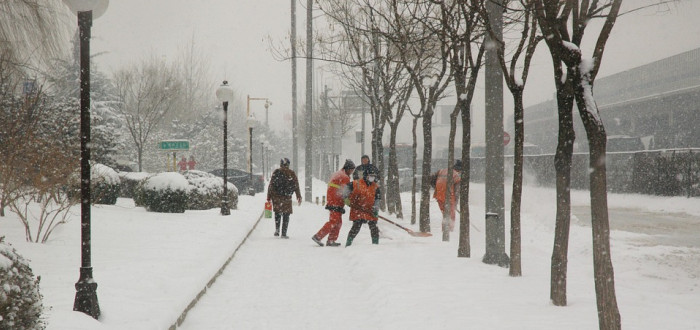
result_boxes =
[1,177,699,329]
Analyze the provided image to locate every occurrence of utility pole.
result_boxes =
[291,0,298,175]
[304,0,313,202]
[483,0,509,267]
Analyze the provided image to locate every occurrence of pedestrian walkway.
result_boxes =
[178,202,385,329]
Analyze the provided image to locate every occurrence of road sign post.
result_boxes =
[158,140,190,172]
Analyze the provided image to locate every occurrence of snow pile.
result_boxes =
[144,172,190,192]
[91,164,120,185]
[183,170,237,195]
[0,237,44,330]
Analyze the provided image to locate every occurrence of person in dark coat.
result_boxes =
[267,158,302,238]
[352,155,380,181]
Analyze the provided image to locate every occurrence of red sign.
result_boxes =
[504,132,511,146]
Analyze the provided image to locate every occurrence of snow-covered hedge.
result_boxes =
[118,172,151,199]
[139,172,190,213]
[183,170,238,210]
[90,164,121,205]
[0,237,45,330]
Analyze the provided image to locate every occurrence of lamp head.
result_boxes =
[216,80,234,103]
[63,0,109,18]
[247,113,258,128]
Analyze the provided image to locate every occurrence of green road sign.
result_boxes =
[158,140,190,151]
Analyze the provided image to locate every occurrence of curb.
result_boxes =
[168,210,264,330]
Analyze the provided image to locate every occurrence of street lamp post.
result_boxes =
[246,113,258,195]
[246,95,268,195]
[261,141,266,180]
[216,81,234,215]
[63,0,109,320]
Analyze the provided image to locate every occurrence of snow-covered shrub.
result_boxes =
[90,164,121,205]
[118,172,151,199]
[183,170,238,210]
[0,237,45,330]
[139,172,190,213]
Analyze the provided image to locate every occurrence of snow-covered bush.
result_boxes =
[0,237,45,330]
[183,170,238,210]
[118,172,151,199]
[90,164,121,205]
[139,172,190,213]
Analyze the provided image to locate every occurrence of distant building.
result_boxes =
[514,47,700,153]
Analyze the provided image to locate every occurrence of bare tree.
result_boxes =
[113,56,183,171]
[535,1,623,328]
[175,34,214,121]
[389,0,453,233]
[316,0,414,217]
[0,85,80,242]
[407,105,422,225]
[0,0,68,73]
[476,0,541,274]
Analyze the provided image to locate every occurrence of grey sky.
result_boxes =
[90,0,700,142]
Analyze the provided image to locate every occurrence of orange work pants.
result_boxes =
[437,198,456,231]
[314,211,343,242]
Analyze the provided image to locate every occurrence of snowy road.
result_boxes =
[571,205,700,248]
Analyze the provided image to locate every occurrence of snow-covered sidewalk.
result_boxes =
[1,193,265,329]
[1,179,699,329]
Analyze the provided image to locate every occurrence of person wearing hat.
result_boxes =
[312,159,355,247]
[352,154,379,181]
[267,158,302,238]
[345,165,382,246]
[430,160,462,231]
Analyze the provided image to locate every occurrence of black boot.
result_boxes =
[326,240,341,247]
[280,213,290,238]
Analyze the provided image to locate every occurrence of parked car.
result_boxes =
[209,168,265,194]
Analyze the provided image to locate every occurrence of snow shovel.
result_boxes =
[356,206,432,237]
[378,214,432,237]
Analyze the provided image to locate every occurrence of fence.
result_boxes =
[497,148,700,197]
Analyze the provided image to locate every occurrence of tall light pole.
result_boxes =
[246,95,267,195]
[483,0,509,267]
[63,0,108,320]
[305,0,313,202]
[216,81,234,215]
[291,0,298,174]
[246,113,258,195]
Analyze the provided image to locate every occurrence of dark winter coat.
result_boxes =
[353,163,379,180]
[267,167,301,214]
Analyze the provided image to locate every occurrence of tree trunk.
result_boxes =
[137,145,143,172]
[411,115,419,225]
[509,88,524,276]
[551,72,575,306]
[574,71,621,330]
[387,125,403,218]
[419,104,434,233]
[443,106,460,242]
[457,98,471,257]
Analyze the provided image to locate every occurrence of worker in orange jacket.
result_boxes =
[431,160,461,231]
[312,159,355,247]
[345,166,381,246]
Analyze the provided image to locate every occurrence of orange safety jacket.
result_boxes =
[349,179,379,221]
[433,168,461,203]
[326,169,351,208]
